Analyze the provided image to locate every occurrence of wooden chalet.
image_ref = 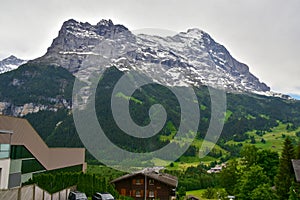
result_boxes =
[111,168,178,200]
[186,195,199,200]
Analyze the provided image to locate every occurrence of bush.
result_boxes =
[23,172,118,197]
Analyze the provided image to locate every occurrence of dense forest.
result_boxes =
[17,66,300,158]
[1,63,299,199]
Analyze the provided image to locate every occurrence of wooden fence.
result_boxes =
[0,184,76,200]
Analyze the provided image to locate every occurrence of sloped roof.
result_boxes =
[292,159,300,182]
[186,195,200,200]
[0,115,85,170]
[111,169,178,187]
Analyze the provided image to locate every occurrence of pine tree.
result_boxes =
[275,137,296,199]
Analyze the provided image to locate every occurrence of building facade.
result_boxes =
[111,169,177,200]
[0,115,86,189]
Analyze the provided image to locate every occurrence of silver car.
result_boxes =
[68,191,88,200]
[92,192,115,200]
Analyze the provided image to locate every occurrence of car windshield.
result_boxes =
[102,194,114,200]
[76,193,87,199]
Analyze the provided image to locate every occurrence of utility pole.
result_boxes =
[144,175,147,200]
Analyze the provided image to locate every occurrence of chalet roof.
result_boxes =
[292,159,300,182]
[186,195,200,200]
[111,169,178,187]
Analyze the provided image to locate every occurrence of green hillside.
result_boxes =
[0,63,74,105]
[226,121,300,154]
[0,64,299,164]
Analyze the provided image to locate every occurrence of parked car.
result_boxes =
[92,192,115,200]
[68,191,88,200]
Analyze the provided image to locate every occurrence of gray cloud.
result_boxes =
[0,0,299,96]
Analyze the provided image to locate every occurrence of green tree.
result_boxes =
[240,145,258,167]
[250,136,256,144]
[219,159,239,195]
[257,149,279,183]
[236,165,270,200]
[289,182,300,200]
[251,183,277,200]
[177,186,186,199]
[275,137,296,200]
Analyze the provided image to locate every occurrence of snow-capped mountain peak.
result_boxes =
[97,19,114,27]
[185,28,204,39]
[33,19,271,95]
[0,55,27,74]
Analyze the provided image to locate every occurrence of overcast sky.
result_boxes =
[1,0,300,97]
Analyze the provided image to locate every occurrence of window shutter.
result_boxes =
[121,188,126,196]
[132,190,136,196]
[132,179,136,185]
[141,178,144,184]
[155,190,157,198]
[141,190,144,197]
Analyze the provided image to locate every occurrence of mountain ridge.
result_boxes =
[31,19,273,96]
[0,55,27,74]
[0,19,298,166]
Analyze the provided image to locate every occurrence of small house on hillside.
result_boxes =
[207,163,226,174]
[111,168,177,200]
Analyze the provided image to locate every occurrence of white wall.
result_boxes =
[0,158,10,189]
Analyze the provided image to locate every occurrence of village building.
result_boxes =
[186,195,199,200]
[0,115,86,189]
[207,163,226,174]
[111,168,177,200]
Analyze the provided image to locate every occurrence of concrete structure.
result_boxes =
[0,115,86,189]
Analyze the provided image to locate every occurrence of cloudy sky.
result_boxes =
[1,0,299,97]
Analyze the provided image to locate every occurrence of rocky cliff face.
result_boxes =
[0,100,70,117]
[33,19,270,94]
[3,19,288,117]
[0,62,73,117]
[0,102,48,117]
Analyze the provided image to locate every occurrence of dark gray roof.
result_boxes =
[111,170,178,187]
[186,195,200,200]
[292,159,300,182]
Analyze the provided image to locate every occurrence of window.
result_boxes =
[121,188,126,196]
[0,144,10,159]
[10,145,33,159]
[149,179,154,185]
[21,159,45,174]
[136,191,141,197]
[149,190,154,197]
[136,178,143,185]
